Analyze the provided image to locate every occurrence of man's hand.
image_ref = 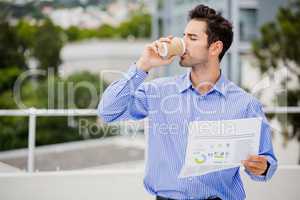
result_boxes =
[136,35,176,72]
[242,155,269,176]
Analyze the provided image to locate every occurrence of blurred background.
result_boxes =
[0,0,299,199]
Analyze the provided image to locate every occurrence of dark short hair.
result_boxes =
[188,4,233,61]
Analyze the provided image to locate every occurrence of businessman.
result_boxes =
[98,4,277,200]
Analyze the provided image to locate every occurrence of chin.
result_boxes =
[179,60,192,68]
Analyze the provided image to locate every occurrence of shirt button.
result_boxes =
[188,177,193,181]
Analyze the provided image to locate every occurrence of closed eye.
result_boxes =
[183,33,198,41]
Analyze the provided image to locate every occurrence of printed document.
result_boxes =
[178,118,262,178]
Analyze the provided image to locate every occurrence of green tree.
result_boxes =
[0,16,26,108]
[15,19,37,49]
[0,16,30,150]
[118,13,151,39]
[96,24,117,38]
[32,18,64,74]
[252,0,300,162]
[65,26,81,42]
[63,12,152,42]
[0,15,114,151]
[0,19,27,71]
[0,71,111,151]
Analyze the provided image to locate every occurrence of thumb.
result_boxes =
[167,35,174,40]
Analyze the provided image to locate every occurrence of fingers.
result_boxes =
[242,160,261,169]
[167,35,174,39]
[241,155,268,176]
[146,42,159,55]
[148,35,173,55]
[149,35,173,51]
[247,155,267,164]
[242,155,266,168]
[242,160,262,175]
[143,36,177,66]
[158,35,173,43]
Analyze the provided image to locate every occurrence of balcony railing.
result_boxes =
[0,107,299,173]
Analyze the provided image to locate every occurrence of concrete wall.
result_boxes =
[0,166,299,200]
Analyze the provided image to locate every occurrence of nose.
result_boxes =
[182,35,188,43]
[182,36,188,51]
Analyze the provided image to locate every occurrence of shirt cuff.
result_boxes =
[244,155,278,182]
[126,63,148,85]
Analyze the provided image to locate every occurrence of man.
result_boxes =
[98,4,277,200]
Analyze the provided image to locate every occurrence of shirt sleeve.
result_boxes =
[244,98,278,182]
[97,63,149,122]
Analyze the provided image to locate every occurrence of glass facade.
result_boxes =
[239,8,258,42]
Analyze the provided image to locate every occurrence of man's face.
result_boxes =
[179,19,210,68]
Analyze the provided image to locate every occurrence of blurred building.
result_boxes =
[150,0,287,87]
[59,0,288,100]
[59,39,163,83]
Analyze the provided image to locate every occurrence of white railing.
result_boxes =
[0,108,97,172]
[0,107,299,173]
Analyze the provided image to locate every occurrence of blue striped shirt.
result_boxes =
[98,64,277,200]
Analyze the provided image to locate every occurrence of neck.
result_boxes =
[190,60,220,95]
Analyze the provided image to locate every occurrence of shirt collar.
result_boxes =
[177,70,228,98]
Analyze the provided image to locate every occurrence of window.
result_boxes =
[239,8,257,42]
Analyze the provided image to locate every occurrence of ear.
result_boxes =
[209,41,223,57]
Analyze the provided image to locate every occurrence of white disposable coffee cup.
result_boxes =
[158,37,186,59]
